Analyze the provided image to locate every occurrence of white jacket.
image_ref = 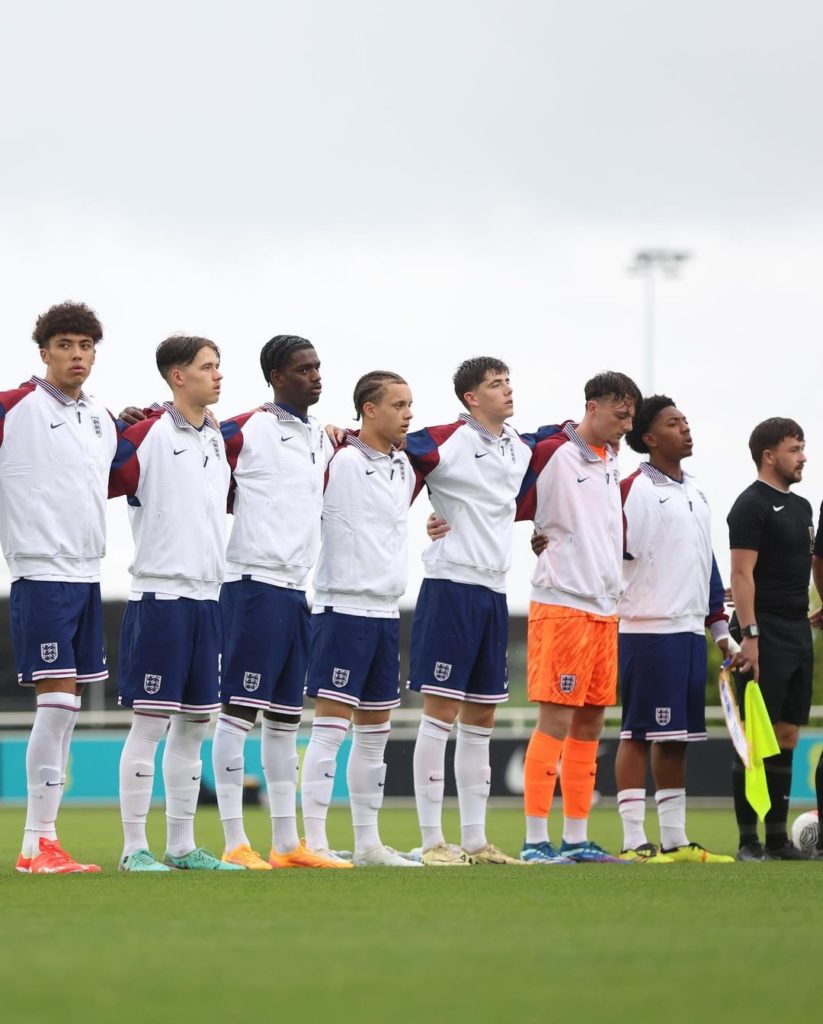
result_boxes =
[109,403,230,600]
[0,376,117,581]
[222,403,329,589]
[618,462,729,637]
[518,422,623,616]
[312,435,414,615]
[404,414,533,594]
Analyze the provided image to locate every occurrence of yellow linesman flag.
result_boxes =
[744,680,781,821]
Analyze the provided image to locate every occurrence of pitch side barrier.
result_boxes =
[1,708,822,805]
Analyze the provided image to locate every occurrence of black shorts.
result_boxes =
[731,611,813,726]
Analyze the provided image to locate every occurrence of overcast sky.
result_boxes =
[1,1,821,611]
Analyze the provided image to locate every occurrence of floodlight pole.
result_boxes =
[629,249,691,393]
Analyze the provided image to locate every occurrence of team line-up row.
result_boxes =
[4,301,820,872]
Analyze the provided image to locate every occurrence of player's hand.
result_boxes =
[531,531,548,557]
[717,637,743,670]
[119,406,146,426]
[724,586,734,606]
[810,608,823,630]
[426,513,450,541]
[325,424,347,446]
[738,636,759,679]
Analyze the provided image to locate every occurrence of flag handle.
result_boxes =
[718,662,750,768]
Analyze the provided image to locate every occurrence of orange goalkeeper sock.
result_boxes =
[523,730,564,819]
[561,737,599,829]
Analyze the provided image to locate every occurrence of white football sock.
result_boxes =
[562,817,588,845]
[301,717,349,851]
[455,722,493,853]
[413,714,453,850]
[119,711,170,857]
[163,712,209,857]
[262,717,301,854]
[212,712,253,851]
[617,788,648,850]
[656,788,688,849]
[23,692,76,857]
[60,693,82,786]
[348,722,391,855]
[525,816,550,845]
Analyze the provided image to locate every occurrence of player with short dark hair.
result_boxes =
[518,371,642,864]
[111,336,242,872]
[6,301,114,874]
[615,395,735,863]
[300,371,421,867]
[212,335,344,870]
[728,417,813,861]
[404,357,543,866]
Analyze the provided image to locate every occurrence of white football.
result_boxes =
[791,810,819,853]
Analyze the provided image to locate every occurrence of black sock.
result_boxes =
[815,753,823,850]
[764,748,794,850]
[732,757,759,845]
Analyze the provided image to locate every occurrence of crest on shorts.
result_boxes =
[332,667,350,688]
[655,707,672,726]
[559,674,576,694]
[40,643,59,664]
[434,662,452,682]
[91,416,102,438]
[243,672,261,692]
[143,674,162,694]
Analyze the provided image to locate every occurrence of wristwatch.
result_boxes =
[741,624,760,638]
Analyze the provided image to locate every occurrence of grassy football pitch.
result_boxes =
[2,804,821,1023]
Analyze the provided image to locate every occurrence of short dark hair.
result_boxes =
[453,357,509,409]
[260,335,314,385]
[353,371,407,420]
[584,371,643,410]
[156,335,220,381]
[32,301,103,347]
[625,394,676,454]
[748,417,805,467]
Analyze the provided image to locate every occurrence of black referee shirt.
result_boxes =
[727,481,813,620]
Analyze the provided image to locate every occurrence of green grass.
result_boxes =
[2,805,821,1023]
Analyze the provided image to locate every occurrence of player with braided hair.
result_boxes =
[615,395,736,863]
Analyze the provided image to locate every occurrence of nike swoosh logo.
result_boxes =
[577,476,589,483]
[475,452,489,459]
[324,772,335,779]
[378,782,385,788]
[50,422,64,429]
[281,435,294,442]
[225,766,243,772]
[45,781,63,787]
[173,448,187,456]
[659,497,671,504]
[135,772,153,778]
[192,775,201,781]
[366,469,376,475]
[773,505,784,512]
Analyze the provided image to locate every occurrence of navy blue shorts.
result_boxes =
[10,579,108,686]
[219,579,308,714]
[305,610,401,710]
[407,579,509,704]
[619,632,707,742]
[118,596,222,713]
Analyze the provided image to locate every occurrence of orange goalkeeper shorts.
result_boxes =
[527,602,618,707]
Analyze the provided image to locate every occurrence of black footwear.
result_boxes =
[736,840,767,862]
[764,840,810,861]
